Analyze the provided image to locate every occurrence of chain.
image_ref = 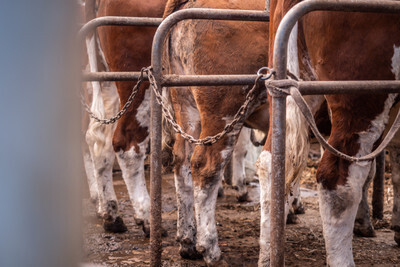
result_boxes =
[82,66,269,146]
[81,68,147,125]
[146,67,265,146]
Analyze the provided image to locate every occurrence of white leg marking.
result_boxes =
[174,163,196,248]
[83,147,98,202]
[232,128,250,199]
[84,60,119,217]
[321,94,396,266]
[116,139,150,224]
[257,151,272,266]
[194,182,221,264]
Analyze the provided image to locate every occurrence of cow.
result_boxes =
[162,0,329,263]
[82,0,167,234]
[258,0,400,266]
[81,0,260,234]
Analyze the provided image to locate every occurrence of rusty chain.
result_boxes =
[81,68,147,124]
[146,67,266,145]
[82,66,269,145]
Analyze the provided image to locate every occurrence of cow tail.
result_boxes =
[85,0,107,158]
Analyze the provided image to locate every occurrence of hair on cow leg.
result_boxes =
[191,132,241,266]
[173,134,201,259]
[231,127,251,202]
[85,84,126,233]
[354,159,376,237]
[388,146,400,245]
[115,139,151,236]
[82,141,99,204]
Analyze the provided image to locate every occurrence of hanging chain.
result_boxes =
[81,66,270,146]
[146,67,266,145]
[81,68,147,124]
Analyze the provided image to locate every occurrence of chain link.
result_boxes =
[82,66,268,146]
[81,68,147,124]
[146,67,265,146]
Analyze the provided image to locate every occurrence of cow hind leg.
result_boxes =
[86,126,126,233]
[231,127,250,202]
[191,127,242,265]
[317,94,395,266]
[113,88,152,236]
[354,159,376,237]
[82,141,99,204]
[171,101,201,259]
[115,139,150,235]
[173,134,201,259]
[388,146,400,245]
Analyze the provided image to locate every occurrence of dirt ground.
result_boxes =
[82,148,400,266]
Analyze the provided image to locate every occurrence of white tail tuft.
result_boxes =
[85,35,107,157]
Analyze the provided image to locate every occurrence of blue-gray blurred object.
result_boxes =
[0,1,81,266]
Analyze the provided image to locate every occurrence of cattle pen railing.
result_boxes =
[79,1,400,266]
[77,10,271,267]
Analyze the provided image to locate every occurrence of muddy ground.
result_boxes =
[82,149,400,266]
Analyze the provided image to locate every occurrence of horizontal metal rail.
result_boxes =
[81,71,146,81]
[78,16,162,41]
[78,16,162,82]
[270,1,400,267]
[151,8,270,84]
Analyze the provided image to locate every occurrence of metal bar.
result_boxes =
[270,94,287,267]
[274,0,400,76]
[152,8,269,86]
[81,71,146,81]
[373,150,385,219]
[78,16,162,42]
[150,80,162,267]
[298,80,400,95]
[162,74,259,86]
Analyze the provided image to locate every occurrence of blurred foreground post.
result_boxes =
[0,1,81,266]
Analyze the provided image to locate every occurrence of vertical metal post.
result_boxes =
[373,150,385,219]
[150,63,163,266]
[270,94,287,267]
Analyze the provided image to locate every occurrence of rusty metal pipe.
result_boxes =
[298,80,400,95]
[270,94,287,267]
[152,8,269,84]
[274,0,400,76]
[78,16,162,43]
[81,71,146,81]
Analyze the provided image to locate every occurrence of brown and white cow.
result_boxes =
[82,0,167,234]
[163,0,325,263]
[258,1,400,266]
[164,0,270,262]
[82,0,259,234]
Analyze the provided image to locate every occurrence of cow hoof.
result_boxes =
[137,219,168,237]
[179,244,202,260]
[353,222,376,237]
[103,216,128,233]
[293,202,305,214]
[237,191,250,202]
[286,212,299,224]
